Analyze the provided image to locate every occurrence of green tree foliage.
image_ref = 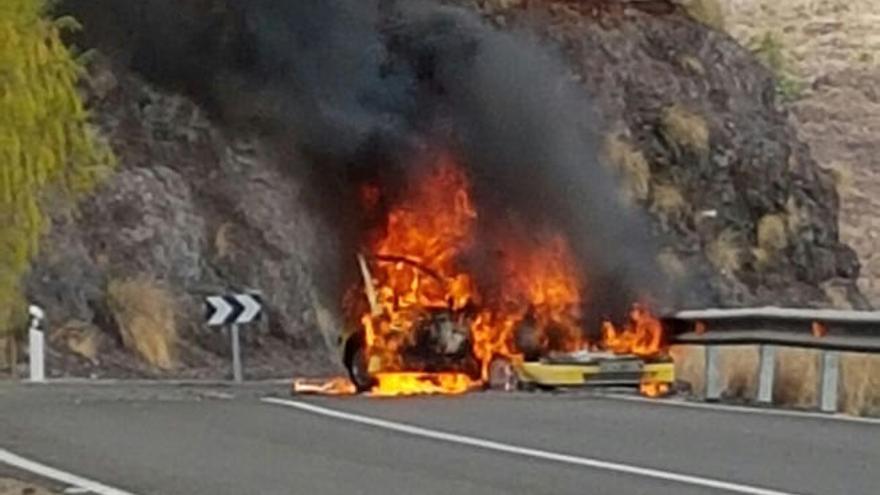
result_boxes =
[0,0,115,336]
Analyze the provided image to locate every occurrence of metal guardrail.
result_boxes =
[663,307,880,414]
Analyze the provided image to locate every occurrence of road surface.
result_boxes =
[0,384,876,495]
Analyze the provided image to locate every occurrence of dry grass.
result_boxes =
[650,184,687,217]
[707,228,744,276]
[725,0,880,79]
[717,346,760,400]
[840,353,880,416]
[670,345,758,399]
[757,213,789,253]
[773,347,821,408]
[107,276,177,370]
[214,222,233,259]
[604,134,651,203]
[50,320,101,364]
[829,166,854,193]
[680,0,726,31]
[672,345,880,417]
[669,345,706,395]
[661,104,710,154]
[679,55,706,76]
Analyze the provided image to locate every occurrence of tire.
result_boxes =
[345,343,375,393]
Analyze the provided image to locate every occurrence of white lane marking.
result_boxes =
[63,488,91,494]
[603,394,880,425]
[262,398,803,495]
[0,448,137,495]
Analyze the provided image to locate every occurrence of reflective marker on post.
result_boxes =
[819,351,840,413]
[757,345,775,404]
[705,345,722,401]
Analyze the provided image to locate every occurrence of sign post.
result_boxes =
[206,293,263,383]
[231,324,242,383]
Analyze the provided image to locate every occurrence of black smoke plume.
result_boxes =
[62,0,671,330]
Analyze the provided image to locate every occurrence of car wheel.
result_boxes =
[346,345,375,392]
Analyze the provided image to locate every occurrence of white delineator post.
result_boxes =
[757,345,776,405]
[819,350,840,413]
[705,345,722,401]
[28,305,45,382]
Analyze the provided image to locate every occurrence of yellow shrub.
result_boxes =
[840,353,880,417]
[107,277,177,370]
[680,0,726,31]
[707,228,743,276]
[0,0,115,336]
[773,347,820,408]
[757,214,789,253]
[605,134,651,203]
[661,105,710,155]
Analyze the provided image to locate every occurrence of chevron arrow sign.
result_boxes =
[206,293,263,326]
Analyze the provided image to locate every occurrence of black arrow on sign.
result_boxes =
[206,294,263,326]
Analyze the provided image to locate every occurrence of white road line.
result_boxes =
[262,397,804,495]
[0,448,137,495]
[603,394,880,425]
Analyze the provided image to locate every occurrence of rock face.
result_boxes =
[26,0,865,376]
[460,0,863,308]
[724,0,880,305]
[27,60,343,378]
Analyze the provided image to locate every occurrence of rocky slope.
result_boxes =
[19,0,864,377]
[724,0,880,304]
[459,0,863,307]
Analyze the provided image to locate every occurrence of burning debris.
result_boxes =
[293,377,358,396]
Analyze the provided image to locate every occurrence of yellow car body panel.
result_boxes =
[514,360,675,387]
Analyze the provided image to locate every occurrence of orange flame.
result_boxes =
[472,234,584,379]
[350,154,665,396]
[601,303,663,357]
[357,157,479,374]
[639,380,670,398]
[370,372,477,396]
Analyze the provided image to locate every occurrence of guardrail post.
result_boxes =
[705,345,722,401]
[819,351,840,413]
[757,345,775,404]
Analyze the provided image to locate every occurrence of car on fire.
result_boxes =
[338,254,675,394]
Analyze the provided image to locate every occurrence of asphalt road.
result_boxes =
[0,384,876,495]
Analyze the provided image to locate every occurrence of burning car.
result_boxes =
[340,252,675,397]
[328,157,674,397]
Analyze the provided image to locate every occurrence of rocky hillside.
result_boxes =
[459,0,862,307]
[15,0,864,377]
[724,0,880,304]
